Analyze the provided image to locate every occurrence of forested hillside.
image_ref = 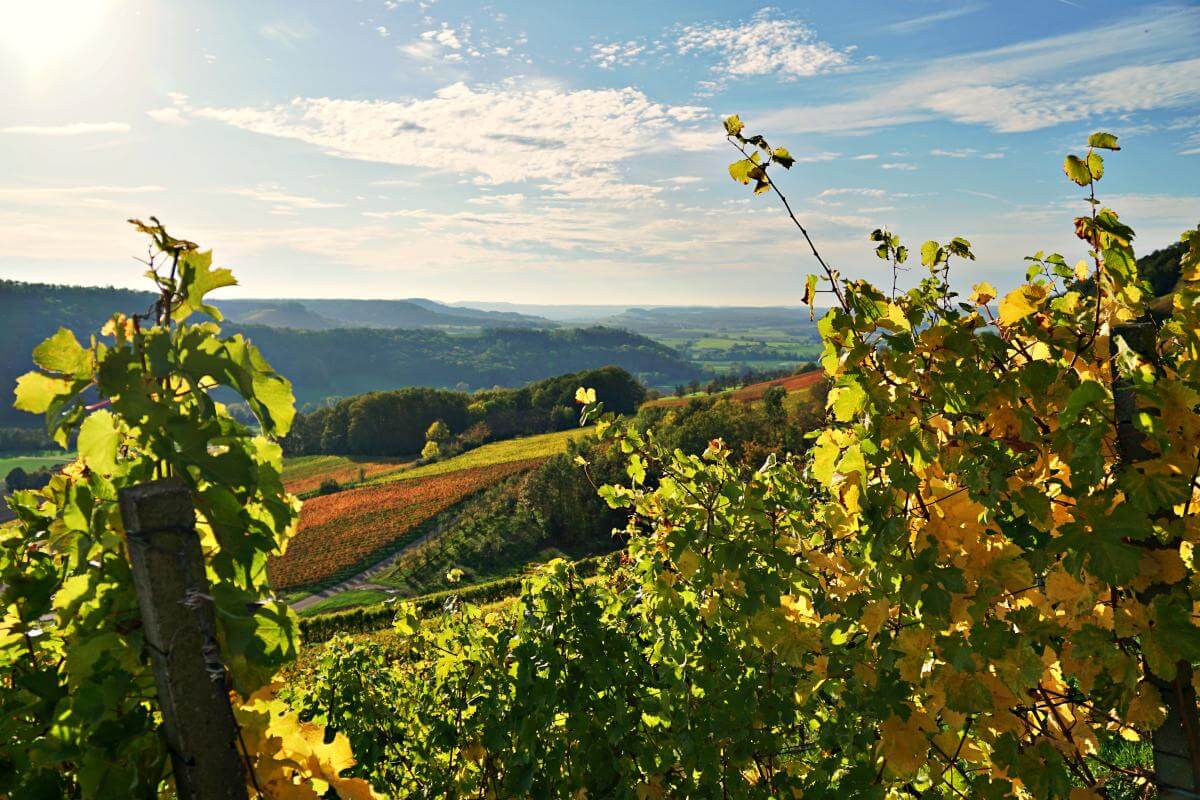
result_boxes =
[284,365,646,456]
[0,280,700,424]
[241,324,696,405]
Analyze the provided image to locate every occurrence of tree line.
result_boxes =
[283,365,647,457]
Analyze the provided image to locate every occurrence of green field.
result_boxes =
[0,452,73,475]
[298,587,396,617]
[282,454,412,494]
[366,428,590,487]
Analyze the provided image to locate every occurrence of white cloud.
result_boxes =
[663,176,704,185]
[591,40,645,70]
[370,178,421,187]
[852,153,878,160]
[2,122,130,136]
[401,24,466,62]
[376,26,390,38]
[147,107,186,125]
[176,83,714,199]
[261,17,317,47]
[467,193,524,207]
[1103,193,1200,225]
[761,5,1200,134]
[232,185,344,213]
[930,148,977,158]
[793,151,841,163]
[0,184,165,201]
[676,10,850,87]
[818,188,887,201]
[881,162,917,171]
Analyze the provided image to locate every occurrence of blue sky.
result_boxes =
[1,0,1197,305]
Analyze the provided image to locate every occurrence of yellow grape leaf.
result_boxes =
[1127,683,1167,729]
[1044,570,1087,608]
[635,774,667,800]
[333,777,386,800]
[969,281,997,306]
[894,627,932,682]
[998,285,1046,325]
[879,302,911,332]
[1074,259,1090,281]
[677,547,701,579]
[575,386,597,405]
[879,713,930,776]
[462,740,486,763]
[781,593,819,626]
[860,599,890,637]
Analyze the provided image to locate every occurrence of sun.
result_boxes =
[0,0,115,75]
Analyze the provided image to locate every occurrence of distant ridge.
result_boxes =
[0,279,702,426]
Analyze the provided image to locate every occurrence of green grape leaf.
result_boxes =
[77,410,121,474]
[1058,380,1107,426]
[920,241,945,268]
[1086,151,1104,181]
[831,381,867,422]
[723,114,744,137]
[32,328,91,378]
[13,371,75,414]
[174,249,237,323]
[1087,131,1120,150]
[1063,155,1092,186]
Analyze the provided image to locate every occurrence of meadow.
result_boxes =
[0,451,73,475]
[282,454,411,494]
[364,427,589,485]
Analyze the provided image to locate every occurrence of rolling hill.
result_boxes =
[0,280,703,425]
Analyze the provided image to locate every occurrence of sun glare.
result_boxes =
[0,0,114,75]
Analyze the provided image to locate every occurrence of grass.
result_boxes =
[282,454,412,495]
[366,428,589,486]
[298,587,396,617]
[0,452,74,475]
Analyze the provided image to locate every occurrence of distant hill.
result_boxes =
[452,301,634,323]
[593,305,814,334]
[253,297,551,330]
[0,280,701,426]
[223,300,346,330]
[235,324,699,406]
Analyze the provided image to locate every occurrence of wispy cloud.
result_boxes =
[232,185,344,214]
[174,83,712,199]
[0,184,164,199]
[762,5,1200,134]
[881,162,917,171]
[467,193,525,207]
[2,122,131,136]
[260,17,317,47]
[885,3,986,33]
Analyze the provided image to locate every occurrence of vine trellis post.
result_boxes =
[119,479,250,800]
[1112,322,1200,798]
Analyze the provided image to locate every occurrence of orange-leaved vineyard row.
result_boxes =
[269,457,545,590]
[647,369,824,409]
